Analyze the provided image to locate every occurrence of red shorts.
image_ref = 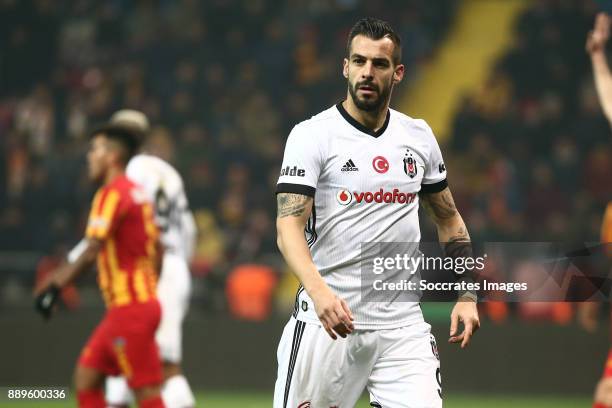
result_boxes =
[78,300,163,389]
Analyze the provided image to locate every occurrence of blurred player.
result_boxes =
[35,124,165,408]
[273,18,479,407]
[72,110,197,408]
[587,12,612,125]
[586,12,612,408]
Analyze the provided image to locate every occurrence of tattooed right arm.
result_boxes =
[277,193,313,219]
[276,192,354,339]
[276,192,313,262]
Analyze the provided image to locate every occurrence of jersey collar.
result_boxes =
[336,102,391,138]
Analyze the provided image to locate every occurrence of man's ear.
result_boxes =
[393,64,405,84]
[343,58,349,79]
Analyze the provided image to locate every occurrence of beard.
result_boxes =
[348,78,392,112]
[88,160,106,184]
[88,167,103,184]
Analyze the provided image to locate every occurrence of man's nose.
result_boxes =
[361,61,374,79]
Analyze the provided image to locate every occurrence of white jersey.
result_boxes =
[126,154,196,261]
[276,104,448,329]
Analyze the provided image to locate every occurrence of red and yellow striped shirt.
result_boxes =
[86,174,159,308]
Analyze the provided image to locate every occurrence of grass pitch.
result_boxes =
[0,391,591,407]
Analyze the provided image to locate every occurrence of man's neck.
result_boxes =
[103,166,124,186]
[342,96,390,132]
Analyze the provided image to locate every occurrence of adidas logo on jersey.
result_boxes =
[341,159,359,172]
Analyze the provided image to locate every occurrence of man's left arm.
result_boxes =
[420,187,480,348]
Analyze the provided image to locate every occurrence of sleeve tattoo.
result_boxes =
[277,193,312,218]
[421,188,470,242]
[421,188,475,294]
[448,226,470,243]
[420,187,458,221]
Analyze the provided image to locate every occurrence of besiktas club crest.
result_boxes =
[403,150,417,178]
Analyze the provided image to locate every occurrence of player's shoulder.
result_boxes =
[390,109,434,134]
[112,174,138,194]
[292,105,341,134]
[97,175,133,205]
[128,154,184,182]
[116,175,153,207]
[390,109,440,146]
[128,153,173,173]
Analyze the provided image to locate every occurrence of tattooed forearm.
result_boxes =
[420,188,457,221]
[421,187,471,243]
[277,193,312,218]
[448,226,470,243]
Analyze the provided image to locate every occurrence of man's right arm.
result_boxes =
[587,12,612,124]
[276,193,354,339]
[34,238,101,319]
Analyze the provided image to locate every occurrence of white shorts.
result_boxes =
[273,318,442,408]
[155,252,192,363]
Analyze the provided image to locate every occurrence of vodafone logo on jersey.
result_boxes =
[337,188,416,205]
[337,189,353,205]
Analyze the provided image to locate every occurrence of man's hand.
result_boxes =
[34,283,61,320]
[595,377,612,407]
[587,12,610,55]
[449,298,480,348]
[310,284,354,340]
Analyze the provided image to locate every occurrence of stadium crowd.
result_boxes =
[0,0,456,310]
[448,0,610,243]
[1,0,609,319]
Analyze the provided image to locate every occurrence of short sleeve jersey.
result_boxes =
[276,103,448,329]
[86,174,159,308]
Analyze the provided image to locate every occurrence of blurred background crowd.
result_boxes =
[0,0,609,321]
[450,0,611,243]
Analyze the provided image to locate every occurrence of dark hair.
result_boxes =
[347,17,402,65]
[89,123,143,163]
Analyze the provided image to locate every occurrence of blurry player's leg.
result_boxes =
[594,350,612,408]
[368,322,442,408]
[594,379,612,408]
[156,253,196,408]
[132,385,165,408]
[273,318,375,408]
[105,375,133,408]
[76,316,120,408]
[75,365,106,408]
